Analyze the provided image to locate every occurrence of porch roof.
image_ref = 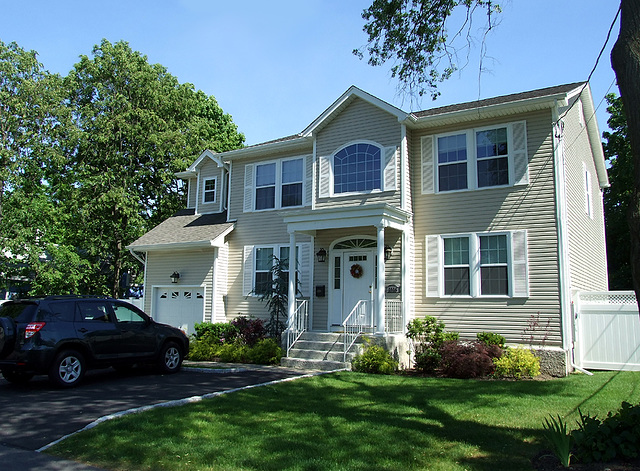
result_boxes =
[282,203,411,235]
[127,209,234,252]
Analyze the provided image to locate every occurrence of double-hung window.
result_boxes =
[247,157,304,211]
[244,244,310,297]
[426,231,528,298]
[422,121,528,194]
[203,178,216,203]
[254,247,274,295]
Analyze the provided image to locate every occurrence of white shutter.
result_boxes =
[511,230,529,297]
[243,246,255,296]
[318,155,331,198]
[512,121,529,186]
[421,136,435,194]
[243,164,254,212]
[298,243,311,297]
[383,146,397,191]
[304,155,312,206]
[425,235,440,297]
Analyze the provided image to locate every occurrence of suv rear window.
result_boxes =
[0,303,38,323]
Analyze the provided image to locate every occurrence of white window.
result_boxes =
[243,243,311,297]
[426,231,528,298]
[421,121,529,194]
[244,157,305,212]
[203,177,216,203]
[318,142,397,198]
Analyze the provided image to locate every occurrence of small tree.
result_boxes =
[252,255,301,340]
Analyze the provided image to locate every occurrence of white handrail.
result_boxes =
[286,299,308,357]
[342,300,372,362]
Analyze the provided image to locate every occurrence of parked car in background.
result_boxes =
[0,296,189,387]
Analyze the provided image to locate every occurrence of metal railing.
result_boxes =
[385,300,404,333]
[342,300,373,362]
[285,299,309,357]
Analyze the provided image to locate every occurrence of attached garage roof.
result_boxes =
[127,210,234,252]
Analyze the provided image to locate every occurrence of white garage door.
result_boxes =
[154,287,205,335]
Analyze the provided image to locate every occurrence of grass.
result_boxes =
[47,371,640,471]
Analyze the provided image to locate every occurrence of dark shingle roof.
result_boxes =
[128,210,233,250]
[412,82,585,118]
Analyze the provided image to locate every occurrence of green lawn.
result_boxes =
[47,371,640,471]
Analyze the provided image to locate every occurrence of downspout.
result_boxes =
[128,248,148,312]
[552,105,576,374]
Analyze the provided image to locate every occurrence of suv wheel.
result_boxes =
[49,350,85,387]
[158,342,183,374]
[2,370,34,384]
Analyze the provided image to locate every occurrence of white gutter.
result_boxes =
[128,248,146,265]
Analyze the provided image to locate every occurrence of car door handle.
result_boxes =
[78,328,88,333]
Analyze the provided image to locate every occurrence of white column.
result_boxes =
[288,231,297,326]
[376,225,385,334]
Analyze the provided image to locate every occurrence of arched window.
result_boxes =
[333,143,381,194]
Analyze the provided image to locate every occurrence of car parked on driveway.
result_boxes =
[0,296,189,387]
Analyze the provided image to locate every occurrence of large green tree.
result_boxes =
[0,40,87,296]
[603,94,633,290]
[356,0,640,308]
[64,39,244,297]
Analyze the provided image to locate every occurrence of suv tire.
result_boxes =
[2,370,35,384]
[49,350,85,388]
[158,341,183,374]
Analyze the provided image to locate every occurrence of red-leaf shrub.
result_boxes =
[438,340,503,379]
[231,316,266,347]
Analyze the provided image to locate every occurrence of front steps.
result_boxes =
[281,332,363,371]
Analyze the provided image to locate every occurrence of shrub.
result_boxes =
[351,339,398,374]
[572,402,640,463]
[406,316,458,374]
[217,338,249,363]
[193,321,239,343]
[477,331,506,349]
[542,414,573,468]
[246,338,283,365]
[232,316,266,347]
[493,346,540,379]
[438,340,502,379]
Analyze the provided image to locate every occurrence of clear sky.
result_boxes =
[1,1,621,146]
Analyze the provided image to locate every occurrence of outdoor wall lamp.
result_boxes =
[170,271,180,284]
[384,245,393,262]
[316,248,327,263]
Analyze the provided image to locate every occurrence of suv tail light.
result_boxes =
[25,322,46,339]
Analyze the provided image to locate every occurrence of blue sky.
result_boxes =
[2,1,620,146]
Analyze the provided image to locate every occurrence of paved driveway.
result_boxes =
[0,365,306,452]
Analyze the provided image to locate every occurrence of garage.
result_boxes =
[153,287,205,335]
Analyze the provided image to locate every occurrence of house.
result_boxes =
[127,82,609,375]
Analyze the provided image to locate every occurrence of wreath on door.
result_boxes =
[350,263,363,279]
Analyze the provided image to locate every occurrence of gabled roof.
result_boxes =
[301,86,409,137]
[127,210,234,252]
[176,150,227,179]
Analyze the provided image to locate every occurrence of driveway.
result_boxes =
[0,364,309,466]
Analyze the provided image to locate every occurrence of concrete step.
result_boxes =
[282,331,363,371]
[280,357,350,371]
[287,347,357,363]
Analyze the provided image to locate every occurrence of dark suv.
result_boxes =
[0,296,189,387]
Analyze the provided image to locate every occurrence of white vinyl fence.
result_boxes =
[573,291,640,371]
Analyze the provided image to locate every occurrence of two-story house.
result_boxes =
[127,82,608,375]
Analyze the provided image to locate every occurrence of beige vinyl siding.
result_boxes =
[198,160,224,214]
[315,98,402,209]
[562,98,608,291]
[144,249,215,322]
[411,110,563,346]
[214,243,229,323]
[187,177,197,209]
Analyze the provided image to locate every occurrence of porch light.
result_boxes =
[170,271,180,284]
[384,245,393,262]
[316,248,327,263]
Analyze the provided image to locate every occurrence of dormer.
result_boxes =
[176,149,229,215]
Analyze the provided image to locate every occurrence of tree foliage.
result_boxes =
[603,94,633,289]
[0,39,244,298]
[354,0,501,99]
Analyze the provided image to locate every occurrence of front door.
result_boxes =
[329,250,374,329]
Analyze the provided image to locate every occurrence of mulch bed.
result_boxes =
[532,450,640,470]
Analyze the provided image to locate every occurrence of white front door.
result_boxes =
[329,250,374,329]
